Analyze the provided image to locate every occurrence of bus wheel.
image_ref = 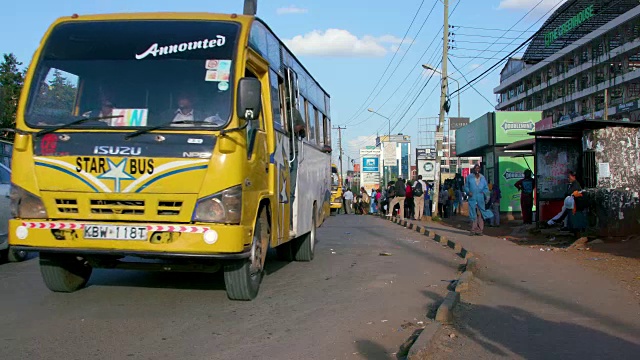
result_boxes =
[294,204,316,262]
[224,210,269,300]
[39,253,92,292]
[275,242,294,262]
[8,247,28,262]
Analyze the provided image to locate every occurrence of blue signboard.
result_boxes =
[362,157,379,172]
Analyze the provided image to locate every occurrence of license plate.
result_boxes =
[83,225,147,240]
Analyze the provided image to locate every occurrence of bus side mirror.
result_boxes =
[237,77,262,121]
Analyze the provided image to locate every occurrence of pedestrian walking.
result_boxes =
[343,188,354,214]
[464,164,493,236]
[488,183,501,227]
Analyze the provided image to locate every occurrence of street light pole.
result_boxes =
[430,0,449,218]
[422,64,460,118]
[368,108,393,187]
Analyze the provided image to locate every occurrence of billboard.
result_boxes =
[383,142,396,165]
[449,117,470,130]
[498,156,535,212]
[456,113,491,156]
[495,111,541,144]
[354,164,361,172]
[362,157,379,172]
[417,159,436,181]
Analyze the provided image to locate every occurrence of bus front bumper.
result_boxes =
[8,219,252,259]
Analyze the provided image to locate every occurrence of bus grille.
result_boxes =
[55,199,78,214]
[90,200,145,215]
[157,201,183,216]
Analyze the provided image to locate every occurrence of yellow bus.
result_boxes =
[8,9,332,300]
[330,164,343,213]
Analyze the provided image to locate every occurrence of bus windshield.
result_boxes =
[25,20,240,130]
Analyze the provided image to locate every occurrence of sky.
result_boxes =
[0,0,566,168]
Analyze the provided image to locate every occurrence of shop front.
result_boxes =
[530,119,640,237]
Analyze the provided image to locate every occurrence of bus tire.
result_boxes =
[224,210,268,300]
[275,242,294,262]
[8,247,28,262]
[294,205,316,262]
[39,253,92,292]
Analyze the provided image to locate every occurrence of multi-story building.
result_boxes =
[417,117,480,175]
[495,0,640,124]
[376,134,411,183]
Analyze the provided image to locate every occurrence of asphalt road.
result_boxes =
[0,215,461,360]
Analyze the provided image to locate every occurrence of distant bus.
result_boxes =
[330,164,343,213]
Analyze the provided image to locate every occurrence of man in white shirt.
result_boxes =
[168,93,224,126]
[343,188,354,215]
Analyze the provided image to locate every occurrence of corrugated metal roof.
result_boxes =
[522,0,640,63]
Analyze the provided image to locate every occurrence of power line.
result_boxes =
[451,33,530,40]
[451,47,523,53]
[341,0,430,126]
[451,0,574,96]
[348,0,463,133]
[448,57,495,108]
[450,0,553,77]
[450,25,537,33]
[454,0,627,97]
[451,39,524,45]
[344,0,440,127]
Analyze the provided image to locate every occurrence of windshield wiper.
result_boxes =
[124,120,200,140]
[35,115,121,138]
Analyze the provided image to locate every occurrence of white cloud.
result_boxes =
[498,0,565,11]
[347,135,377,154]
[276,6,309,15]
[284,29,403,57]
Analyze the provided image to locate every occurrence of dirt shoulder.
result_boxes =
[431,214,640,300]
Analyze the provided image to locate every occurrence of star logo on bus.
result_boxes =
[98,158,135,192]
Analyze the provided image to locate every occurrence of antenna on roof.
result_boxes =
[243,0,257,15]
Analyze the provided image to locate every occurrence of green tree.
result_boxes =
[0,53,25,131]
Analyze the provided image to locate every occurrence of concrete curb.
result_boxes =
[435,291,460,324]
[407,322,442,359]
[379,214,480,352]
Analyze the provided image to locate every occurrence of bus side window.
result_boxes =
[269,69,285,133]
[245,69,263,157]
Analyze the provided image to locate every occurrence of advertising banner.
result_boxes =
[449,117,470,130]
[417,159,436,181]
[362,157,379,172]
[498,156,535,212]
[495,111,541,144]
[456,113,491,155]
[383,142,396,165]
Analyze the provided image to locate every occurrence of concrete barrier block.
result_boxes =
[407,322,442,359]
[435,291,460,324]
[455,271,474,292]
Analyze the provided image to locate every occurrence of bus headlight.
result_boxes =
[192,185,242,224]
[10,185,48,219]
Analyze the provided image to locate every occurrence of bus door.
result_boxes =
[284,67,302,231]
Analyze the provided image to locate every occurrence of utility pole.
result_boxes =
[333,126,346,186]
[432,0,449,217]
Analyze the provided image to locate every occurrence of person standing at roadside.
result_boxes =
[413,175,426,220]
[488,183,502,227]
[464,164,493,235]
[514,169,535,224]
[343,188,354,215]
[387,178,406,218]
